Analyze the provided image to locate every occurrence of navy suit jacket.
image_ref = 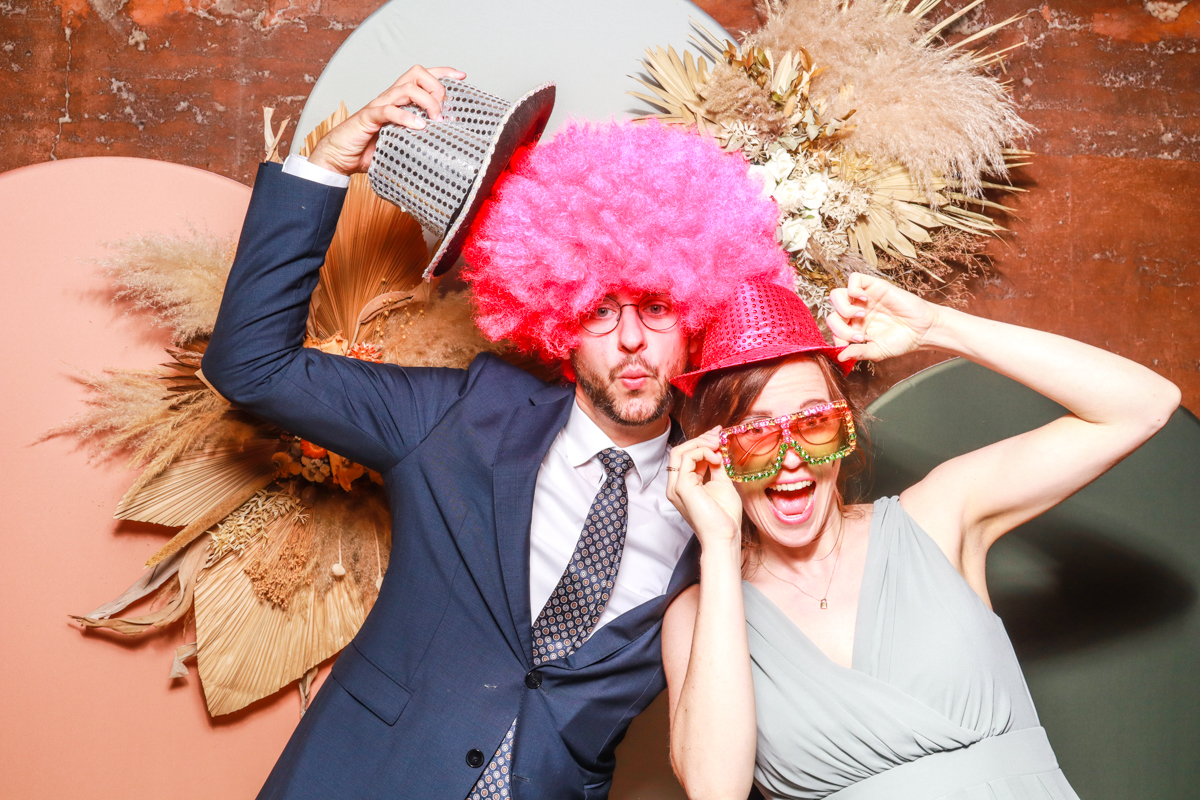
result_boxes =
[202,163,700,800]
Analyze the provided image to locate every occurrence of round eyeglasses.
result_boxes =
[580,295,680,335]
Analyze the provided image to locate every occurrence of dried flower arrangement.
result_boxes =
[51,105,515,717]
[633,0,1034,318]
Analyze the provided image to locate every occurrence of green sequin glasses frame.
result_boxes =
[718,400,857,482]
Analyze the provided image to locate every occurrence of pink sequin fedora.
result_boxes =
[672,281,854,396]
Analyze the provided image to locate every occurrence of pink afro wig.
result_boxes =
[461,120,792,360]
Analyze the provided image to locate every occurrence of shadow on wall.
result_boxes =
[989,525,1194,661]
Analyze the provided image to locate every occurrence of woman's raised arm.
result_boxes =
[827,274,1181,592]
[662,431,758,800]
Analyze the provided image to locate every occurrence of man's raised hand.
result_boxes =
[307,65,467,177]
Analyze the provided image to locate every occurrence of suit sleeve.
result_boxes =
[202,162,471,473]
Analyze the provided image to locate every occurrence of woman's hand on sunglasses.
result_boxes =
[826,273,938,363]
[666,428,742,549]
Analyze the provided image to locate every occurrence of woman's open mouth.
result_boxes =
[765,480,815,523]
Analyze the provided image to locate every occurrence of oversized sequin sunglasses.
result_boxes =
[718,400,857,482]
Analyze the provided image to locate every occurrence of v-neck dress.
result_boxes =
[744,496,1080,800]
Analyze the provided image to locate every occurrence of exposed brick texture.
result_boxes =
[2,0,1197,405]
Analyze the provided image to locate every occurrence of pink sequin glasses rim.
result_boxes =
[718,400,857,482]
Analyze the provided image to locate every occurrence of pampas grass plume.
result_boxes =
[101,226,236,344]
[709,0,1033,195]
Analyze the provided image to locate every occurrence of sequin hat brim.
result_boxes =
[425,82,556,279]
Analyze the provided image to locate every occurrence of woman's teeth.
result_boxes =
[765,480,815,520]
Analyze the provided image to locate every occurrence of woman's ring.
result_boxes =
[666,467,679,472]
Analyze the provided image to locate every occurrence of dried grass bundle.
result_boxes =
[43,368,245,482]
[711,0,1033,194]
[209,490,305,563]
[875,226,989,306]
[101,227,237,345]
[701,65,791,138]
[245,511,314,608]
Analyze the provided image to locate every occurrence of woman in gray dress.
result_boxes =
[661,276,1180,800]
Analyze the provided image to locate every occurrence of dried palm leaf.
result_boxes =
[297,103,348,160]
[296,105,431,345]
[194,505,375,716]
[631,44,718,135]
[307,175,429,346]
[115,438,279,527]
[835,154,1015,270]
[72,537,209,635]
[79,545,191,621]
[143,471,278,568]
[262,107,291,164]
[160,343,208,393]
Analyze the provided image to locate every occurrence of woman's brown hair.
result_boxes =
[676,355,870,557]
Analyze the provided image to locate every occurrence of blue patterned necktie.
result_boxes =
[466,448,634,800]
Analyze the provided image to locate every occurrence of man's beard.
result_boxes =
[571,354,682,428]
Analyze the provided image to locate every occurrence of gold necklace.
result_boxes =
[760,523,845,610]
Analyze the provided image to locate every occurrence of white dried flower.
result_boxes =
[763,148,795,184]
[771,178,807,211]
[799,172,830,211]
[779,214,819,253]
[719,121,767,161]
[794,274,834,322]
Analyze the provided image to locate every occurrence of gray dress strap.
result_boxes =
[745,496,1080,800]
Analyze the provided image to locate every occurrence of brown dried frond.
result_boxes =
[876,227,990,307]
[746,0,1033,194]
[101,227,236,345]
[308,174,429,345]
[378,288,507,370]
[244,512,314,608]
[308,489,391,610]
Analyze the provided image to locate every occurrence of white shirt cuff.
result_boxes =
[281,154,352,189]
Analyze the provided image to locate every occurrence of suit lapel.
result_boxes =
[493,384,575,667]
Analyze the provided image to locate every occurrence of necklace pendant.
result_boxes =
[820,599,828,610]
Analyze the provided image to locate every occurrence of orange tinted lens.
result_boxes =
[728,424,783,474]
[792,410,847,457]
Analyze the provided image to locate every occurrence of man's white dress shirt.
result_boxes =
[283,154,695,637]
[528,400,693,633]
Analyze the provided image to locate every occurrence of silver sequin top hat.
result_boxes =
[367,78,556,279]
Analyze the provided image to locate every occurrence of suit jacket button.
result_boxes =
[524,670,542,689]
[466,749,485,768]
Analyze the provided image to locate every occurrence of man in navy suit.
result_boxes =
[202,65,790,799]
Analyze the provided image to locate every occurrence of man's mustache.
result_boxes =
[608,356,660,382]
